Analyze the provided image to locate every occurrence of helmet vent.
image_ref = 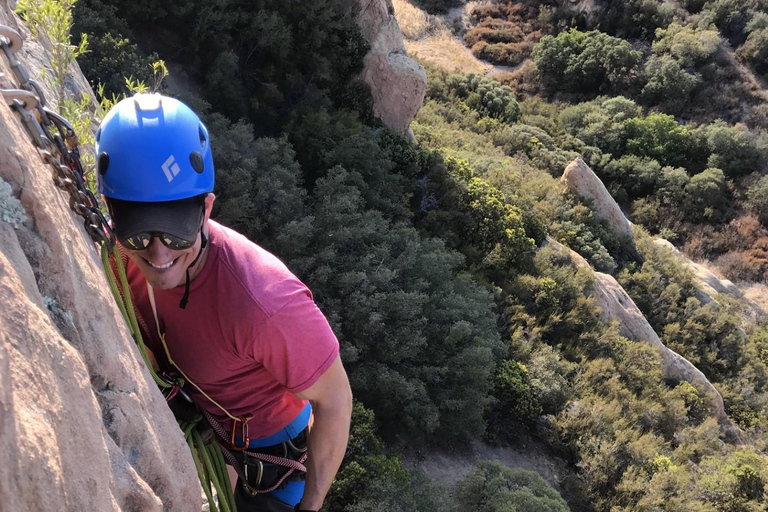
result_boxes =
[134,93,163,112]
[199,126,207,150]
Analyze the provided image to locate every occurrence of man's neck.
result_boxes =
[186,225,212,283]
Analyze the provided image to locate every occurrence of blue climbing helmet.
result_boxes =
[95,93,214,201]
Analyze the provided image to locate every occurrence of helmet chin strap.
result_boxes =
[179,225,208,309]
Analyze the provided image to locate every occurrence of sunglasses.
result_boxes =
[119,231,197,251]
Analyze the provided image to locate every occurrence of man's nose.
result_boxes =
[145,236,171,257]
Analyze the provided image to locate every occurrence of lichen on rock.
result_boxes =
[0,177,26,227]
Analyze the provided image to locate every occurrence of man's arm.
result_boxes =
[294,355,353,511]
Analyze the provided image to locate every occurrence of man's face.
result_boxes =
[120,194,215,290]
[124,231,203,289]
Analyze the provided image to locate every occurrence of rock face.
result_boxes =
[545,238,741,439]
[0,4,199,511]
[561,158,637,254]
[654,238,745,305]
[357,0,427,138]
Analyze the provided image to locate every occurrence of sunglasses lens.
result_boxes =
[120,232,195,250]
[161,233,195,250]
[121,232,153,250]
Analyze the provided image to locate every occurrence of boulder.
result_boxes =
[0,4,199,510]
[358,0,427,138]
[561,158,637,254]
[654,238,745,304]
[544,238,741,439]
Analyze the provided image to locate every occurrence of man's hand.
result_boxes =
[294,355,352,511]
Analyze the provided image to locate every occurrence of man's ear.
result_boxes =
[203,193,216,224]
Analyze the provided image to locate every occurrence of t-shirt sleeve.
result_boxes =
[254,287,340,393]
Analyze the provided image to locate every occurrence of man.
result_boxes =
[96,93,352,512]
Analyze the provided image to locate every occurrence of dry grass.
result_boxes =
[740,283,768,314]
[393,0,435,40]
[405,28,492,74]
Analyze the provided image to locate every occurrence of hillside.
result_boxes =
[3,0,768,510]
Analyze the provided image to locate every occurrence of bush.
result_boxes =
[559,96,639,156]
[701,0,754,46]
[488,360,542,432]
[453,460,570,512]
[716,251,766,282]
[702,121,765,178]
[592,0,675,40]
[652,22,721,68]
[640,54,702,109]
[624,113,698,169]
[532,28,642,96]
[738,27,768,74]
[602,154,663,199]
[746,175,768,226]
[445,73,521,123]
[683,167,729,222]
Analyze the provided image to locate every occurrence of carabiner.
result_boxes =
[230,415,252,451]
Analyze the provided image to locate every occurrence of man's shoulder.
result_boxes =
[210,221,309,317]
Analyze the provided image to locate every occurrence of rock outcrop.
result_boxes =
[561,158,637,254]
[654,238,745,304]
[544,239,741,438]
[0,4,199,510]
[357,0,427,138]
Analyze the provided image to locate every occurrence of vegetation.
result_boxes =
[65,0,768,510]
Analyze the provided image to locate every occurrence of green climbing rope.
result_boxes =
[101,243,237,512]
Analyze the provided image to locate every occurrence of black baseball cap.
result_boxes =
[108,196,205,242]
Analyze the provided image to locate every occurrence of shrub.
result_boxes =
[592,0,675,40]
[559,96,639,155]
[640,54,702,110]
[683,167,729,222]
[488,360,542,432]
[652,22,721,68]
[738,27,768,74]
[532,28,642,96]
[746,175,768,226]
[716,251,766,282]
[702,121,765,177]
[624,113,697,169]
[700,0,754,46]
[471,40,531,67]
[602,154,663,199]
[445,73,521,123]
[453,460,570,512]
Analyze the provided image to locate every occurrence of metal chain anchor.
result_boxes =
[0,24,115,249]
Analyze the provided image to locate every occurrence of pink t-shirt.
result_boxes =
[126,220,339,438]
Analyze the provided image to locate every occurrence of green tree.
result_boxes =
[487,359,542,437]
[603,154,663,199]
[683,167,729,222]
[277,167,505,441]
[640,54,702,109]
[592,0,675,40]
[453,460,570,512]
[624,113,696,168]
[739,27,768,74]
[700,121,765,178]
[652,22,721,68]
[325,402,435,512]
[532,29,642,96]
[444,73,521,123]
